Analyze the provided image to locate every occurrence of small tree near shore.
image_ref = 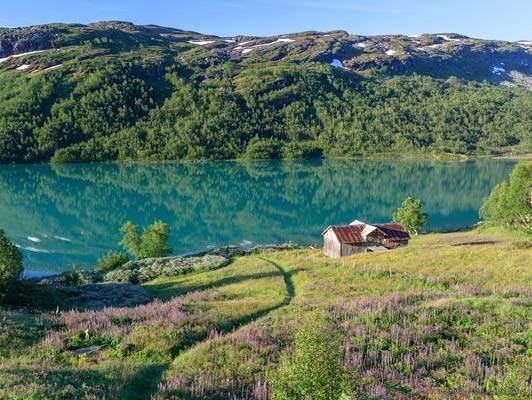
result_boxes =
[120,220,172,260]
[0,229,23,299]
[393,197,428,235]
[480,161,531,233]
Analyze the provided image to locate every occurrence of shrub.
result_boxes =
[67,331,111,351]
[271,313,347,400]
[136,255,229,283]
[104,255,229,284]
[0,229,23,299]
[282,141,323,159]
[480,161,531,233]
[393,196,428,235]
[103,269,138,284]
[62,266,91,286]
[50,147,78,164]
[97,251,129,272]
[50,139,115,164]
[120,220,172,260]
[243,138,282,160]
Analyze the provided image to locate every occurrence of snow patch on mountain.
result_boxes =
[492,65,506,75]
[517,41,532,49]
[238,38,295,54]
[438,35,462,42]
[16,64,31,71]
[385,49,397,56]
[188,40,215,46]
[45,64,63,71]
[13,50,47,58]
[237,40,254,47]
[353,42,367,48]
[0,50,47,65]
[330,59,346,69]
[418,43,446,51]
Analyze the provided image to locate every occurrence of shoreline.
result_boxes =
[23,243,304,281]
[1,153,529,167]
[22,226,491,279]
[493,153,532,160]
[23,224,508,278]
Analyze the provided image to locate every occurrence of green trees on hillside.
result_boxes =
[480,161,532,233]
[0,60,530,163]
[0,61,163,163]
[0,74,62,163]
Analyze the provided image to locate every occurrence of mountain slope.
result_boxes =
[2,22,531,86]
[0,21,530,162]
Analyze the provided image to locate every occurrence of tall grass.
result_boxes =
[1,229,530,399]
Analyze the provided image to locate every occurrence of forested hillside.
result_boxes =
[0,21,531,163]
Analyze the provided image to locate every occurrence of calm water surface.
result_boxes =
[0,160,515,274]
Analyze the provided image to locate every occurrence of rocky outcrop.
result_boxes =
[0,25,60,57]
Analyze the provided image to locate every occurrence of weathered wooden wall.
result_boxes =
[383,239,409,249]
[341,243,365,257]
[323,230,341,257]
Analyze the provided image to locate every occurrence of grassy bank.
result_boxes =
[1,228,530,399]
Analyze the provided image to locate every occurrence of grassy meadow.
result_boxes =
[0,228,530,399]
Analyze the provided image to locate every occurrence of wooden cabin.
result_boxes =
[322,220,410,258]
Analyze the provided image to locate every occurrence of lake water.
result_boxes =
[0,160,515,274]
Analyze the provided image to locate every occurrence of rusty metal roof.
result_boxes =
[324,222,410,244]
[327,225,365,244]
[374,224,410,240]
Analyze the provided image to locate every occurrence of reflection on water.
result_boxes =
[0,159,515,273]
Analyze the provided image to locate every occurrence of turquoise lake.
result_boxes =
[0,160,515,275]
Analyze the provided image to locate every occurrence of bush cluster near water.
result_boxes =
[104,255,230,284]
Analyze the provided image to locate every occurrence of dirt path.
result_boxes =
[123,256,295,400]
